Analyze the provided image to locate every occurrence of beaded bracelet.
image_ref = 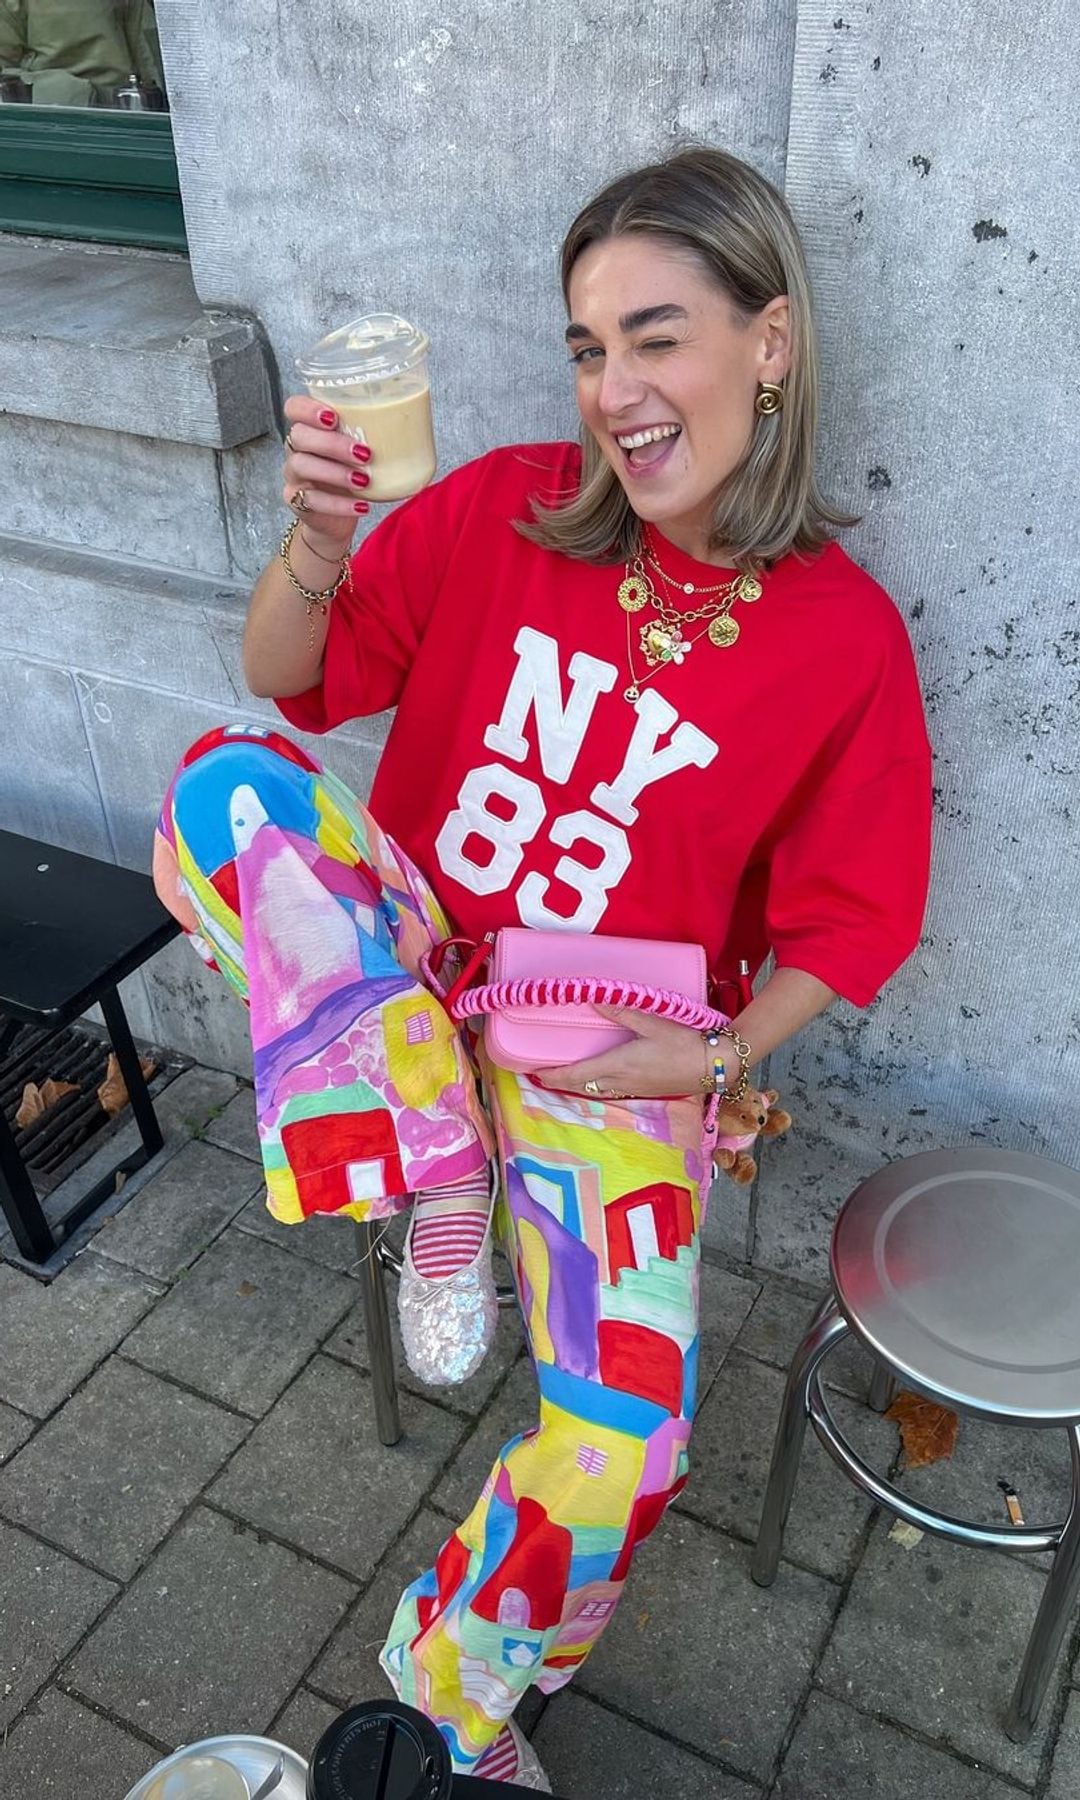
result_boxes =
[700,1028,725,1095]
[279,518,350,650]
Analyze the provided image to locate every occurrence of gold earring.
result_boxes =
[755,382,784,416]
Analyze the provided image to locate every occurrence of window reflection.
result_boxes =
[0,0,166,109]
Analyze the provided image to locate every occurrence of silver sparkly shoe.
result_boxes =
[505,1720,552,1791]
[472,1720,552,1790]
[397,1167,499,1387]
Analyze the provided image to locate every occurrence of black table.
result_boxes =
[0,829,180,1263]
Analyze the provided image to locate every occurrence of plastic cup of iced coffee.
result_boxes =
[296,313,436,503]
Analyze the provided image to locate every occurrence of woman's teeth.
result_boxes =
[616,424,681,451]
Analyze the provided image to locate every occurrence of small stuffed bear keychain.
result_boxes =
[714,1087,792,1185]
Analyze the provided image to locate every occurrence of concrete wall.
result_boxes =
[756,0,1080,1278]
[1,0,1076,1277]
[158,0,796,574]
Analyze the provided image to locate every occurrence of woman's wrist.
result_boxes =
[293,522,354,571]
[298,524,346,566]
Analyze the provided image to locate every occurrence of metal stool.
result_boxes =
[353,1215,518,1448]
[751,1146,1080,1743]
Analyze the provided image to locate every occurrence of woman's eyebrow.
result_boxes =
[564,302,689,343]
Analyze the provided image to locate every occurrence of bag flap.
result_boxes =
[492,927,706,999]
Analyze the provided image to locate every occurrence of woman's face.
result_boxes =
[566,233,789,559]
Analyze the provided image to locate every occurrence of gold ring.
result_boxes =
[583,1079,601,1096]
[289,488,309,515]
[285,431,298,453]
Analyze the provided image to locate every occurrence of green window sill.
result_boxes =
[0,107,186,252]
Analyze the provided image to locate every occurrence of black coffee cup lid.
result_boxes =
[307,1702,452,1800]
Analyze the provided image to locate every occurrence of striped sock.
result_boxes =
[474,1726,520,1782]
[409,1170,491,1278]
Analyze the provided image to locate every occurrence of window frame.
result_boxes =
[0,107,185,251]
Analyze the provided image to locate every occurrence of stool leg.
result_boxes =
[99,988,163,1157]
[0,1097,55,1262]
[1005,1423,1080,1742]
[355,1220,402,1447]
[867,1363,898,1413]
[752,1300,850,1586]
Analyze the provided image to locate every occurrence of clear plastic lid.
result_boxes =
[296,313,430,389]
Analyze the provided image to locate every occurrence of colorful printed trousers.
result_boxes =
[154,725,714,1774]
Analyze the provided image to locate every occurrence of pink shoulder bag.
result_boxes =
[421,926,731,1074]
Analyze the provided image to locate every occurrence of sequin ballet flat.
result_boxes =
[474,1720,552,1790]
[505,1720,552,1791]
[397,1167,499,1387]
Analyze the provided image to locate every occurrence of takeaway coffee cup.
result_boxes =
[296,313,436,503]
[306,1701,550,1799]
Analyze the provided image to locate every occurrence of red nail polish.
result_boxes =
[353,500,369,513]
[350,470,369,488]
[351,443,371,462]
[319,408,337,426]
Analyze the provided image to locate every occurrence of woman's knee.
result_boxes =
[171,723,320,790]
[164,723,323,848]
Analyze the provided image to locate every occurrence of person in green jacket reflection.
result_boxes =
[0,0,164,106]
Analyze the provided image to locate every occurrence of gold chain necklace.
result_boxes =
[616,540,763,705]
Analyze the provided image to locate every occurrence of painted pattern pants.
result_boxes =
[153,725,714,1775]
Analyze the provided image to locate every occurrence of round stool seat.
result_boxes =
[831,1147,1080,1424]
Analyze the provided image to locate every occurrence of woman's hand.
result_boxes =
[529,1006,707,1100]
[281,394,375,561]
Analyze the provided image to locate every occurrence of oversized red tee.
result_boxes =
[278,442,931,1007]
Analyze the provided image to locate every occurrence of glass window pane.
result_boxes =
[0,0,167,111]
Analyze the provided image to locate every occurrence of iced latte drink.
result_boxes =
[297,313,436,503]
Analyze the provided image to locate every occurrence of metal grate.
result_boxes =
[0,1020,151,1195]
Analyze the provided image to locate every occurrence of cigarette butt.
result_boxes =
[1004,1488,1025,1526]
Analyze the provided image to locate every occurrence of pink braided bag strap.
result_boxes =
[450,974,730,1034]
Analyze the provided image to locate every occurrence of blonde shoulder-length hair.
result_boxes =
[517,146,856,572]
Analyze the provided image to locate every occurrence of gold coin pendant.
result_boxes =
[738,576,763,603]
[617,576,649,613]
[708,615,741,648]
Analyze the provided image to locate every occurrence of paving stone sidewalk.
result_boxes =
[1,1068,1078,1798]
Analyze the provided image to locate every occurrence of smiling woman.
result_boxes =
[520,148,853,569]
[154,143,932,1789]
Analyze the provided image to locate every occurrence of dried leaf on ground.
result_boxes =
[97,1052,157,1117]
[886,1389,959,1469]
[15,1078,80,1129]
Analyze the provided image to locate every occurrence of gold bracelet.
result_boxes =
[279,518,350,651]
[717,1025,753,1100]
[280,517,349,603]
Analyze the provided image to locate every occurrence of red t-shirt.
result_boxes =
[278,442,931,1007]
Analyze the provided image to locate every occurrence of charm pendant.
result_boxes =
[737,575,762,603]
[617,574,650,612]
[640,620,685,665]
[623,684,641,703]
[708,615,740,648]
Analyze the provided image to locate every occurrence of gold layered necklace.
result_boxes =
[616,535,763,704]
